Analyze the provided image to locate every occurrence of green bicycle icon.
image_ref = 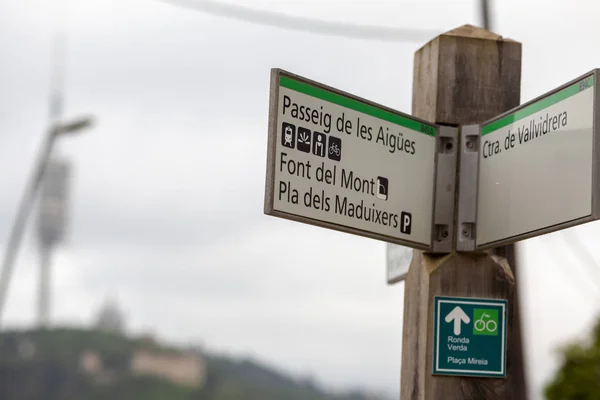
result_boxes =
[474,312,497,334]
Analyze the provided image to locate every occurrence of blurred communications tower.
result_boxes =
[36,158,71,327]
[0,0,94,329]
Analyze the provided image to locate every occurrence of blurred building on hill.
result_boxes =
[130,349,205,388]
[79,347,205,389]
[94,298,126,334]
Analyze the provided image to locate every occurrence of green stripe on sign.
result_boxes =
[482,75,595,136]
[280,76,436,137]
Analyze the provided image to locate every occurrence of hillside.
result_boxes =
[0,328,386,400]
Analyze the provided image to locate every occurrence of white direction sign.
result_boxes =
[386,244,412,284]
[264,69,445,250]
[476,70,600,248]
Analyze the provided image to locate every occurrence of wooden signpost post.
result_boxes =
[401,25,526,399]
[264,21,600,400]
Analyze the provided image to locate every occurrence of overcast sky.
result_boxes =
[2,0,600,398]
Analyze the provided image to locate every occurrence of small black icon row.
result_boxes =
[281,122,342,162]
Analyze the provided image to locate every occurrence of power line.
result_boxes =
[157,0,440,42]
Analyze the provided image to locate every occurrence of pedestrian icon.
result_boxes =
[327,136,342,161]
[282,123,296,149]
[473,309,498,336]
[297,127,311,153]
[377,177,388,200]
[312,132,326,157]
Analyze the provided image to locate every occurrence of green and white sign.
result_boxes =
[433,296,507,378]
[476,71,600,249]
[264,69,442,250]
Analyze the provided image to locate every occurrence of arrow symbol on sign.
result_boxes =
[445,306,471,335]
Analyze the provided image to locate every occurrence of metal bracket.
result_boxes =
[431,125,458,253]
[456,124,480,252]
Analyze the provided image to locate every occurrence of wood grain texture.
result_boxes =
[412,24,521,126]
[401,24,527,400]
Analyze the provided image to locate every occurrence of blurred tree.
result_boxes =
[545,319,600,399]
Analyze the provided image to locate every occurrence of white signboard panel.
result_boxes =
[386,244,412,284]
[476,70,600,249]
[265,69,444,250]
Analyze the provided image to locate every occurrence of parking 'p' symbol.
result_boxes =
[400,212,412,235]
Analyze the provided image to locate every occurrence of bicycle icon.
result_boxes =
[327,136,342,161]
[474,313,497,333]
[329,143,341,157]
